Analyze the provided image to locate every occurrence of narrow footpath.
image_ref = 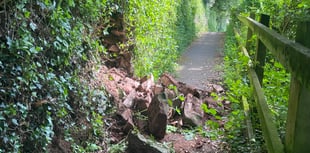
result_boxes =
[177,32,225,89]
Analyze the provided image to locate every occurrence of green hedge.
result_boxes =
[127,0,207,78]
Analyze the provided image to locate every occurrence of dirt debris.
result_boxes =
[162,133,230,153]
[92,65,231,152]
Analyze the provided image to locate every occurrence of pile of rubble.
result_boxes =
[93,66,230,152]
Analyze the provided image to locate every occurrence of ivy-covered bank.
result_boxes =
[0,0,208,152]
[0,1,115,152]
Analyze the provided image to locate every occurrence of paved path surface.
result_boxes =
[176,32,225,90]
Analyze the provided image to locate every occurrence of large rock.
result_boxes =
[210,84,224,93]
[127,131,171,153]
[97,66,139,104]
[159,73,206,98]
[153,84,164,95]
[133,92,152,111]
[183,93,204,126]
[123,90,137,108]
[138,75,155,93]
[147,93,169,139]
[118,107,134,132]
[132,92,151,130]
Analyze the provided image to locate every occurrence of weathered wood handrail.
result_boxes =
[234,28,284,153]
[237,15,310,153]
[238,16,310,86]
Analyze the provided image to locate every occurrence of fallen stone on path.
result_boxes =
[118,106,135,132]
[183,93,204,126]
[123,90,136,108]
[148,93,169,139]
[210,84,225,94]
[94,66,139,105]
[93,67,230,150]
[127,131,171,153]
[160,73,204,98]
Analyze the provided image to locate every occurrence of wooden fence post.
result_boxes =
[285,21,310,153]
[242,13,256,143]
[254,14,270,85]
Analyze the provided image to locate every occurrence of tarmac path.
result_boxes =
[176,32,225,90]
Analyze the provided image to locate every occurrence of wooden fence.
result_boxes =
[235,14,310,153]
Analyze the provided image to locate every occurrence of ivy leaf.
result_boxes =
[3,136,8,144]
[6,36,12,48]
[12,118,18,125]
[103,28,109,35]
[24,11,31,18]
[0,115,5,120]
[30,47,38,54]
[30,22,37,31]
[86,143,101,152]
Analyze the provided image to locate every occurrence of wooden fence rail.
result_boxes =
[234,28,284,153]
[236,14,310,153]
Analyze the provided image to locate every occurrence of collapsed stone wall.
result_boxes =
[93,66,230,141]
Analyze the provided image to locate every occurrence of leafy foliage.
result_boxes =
[222,0,309,151]
[126,0,207,78]
[0,0,116,152]
[206,0,233,32]
[223,19,266,153]
[258,0,310,38]
[0,0,210,152]
[234,0,310,39]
